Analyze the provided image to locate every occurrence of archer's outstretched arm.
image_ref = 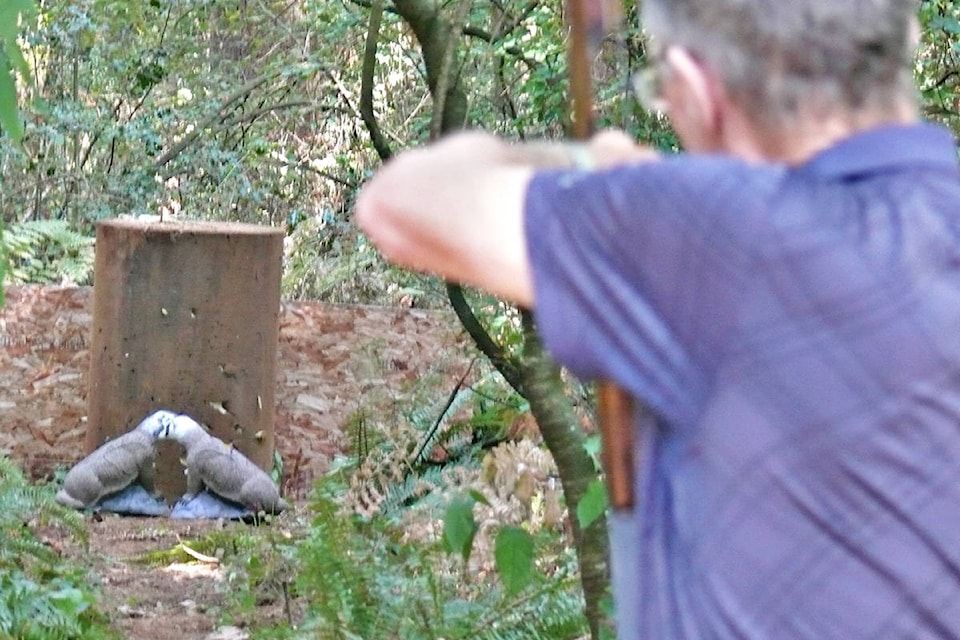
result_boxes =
[355,129,654,307]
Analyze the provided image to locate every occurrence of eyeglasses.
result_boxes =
[631,44,672,114]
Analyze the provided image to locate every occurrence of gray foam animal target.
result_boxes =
[55,410,176,510]
[166,415,289,514]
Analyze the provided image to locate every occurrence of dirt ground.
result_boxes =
[1,285,474,639]
[43,515,278,640]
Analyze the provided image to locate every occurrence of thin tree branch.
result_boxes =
[221,99,312,127]
[931,68,960,89]
[413,356,479,464]
[359,0,393,161]
[446,283,524,394]
[269,156,359,189]
[152,71,281,171]
[463,0,541,43]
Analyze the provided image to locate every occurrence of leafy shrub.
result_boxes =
[3,219,95,286]
[0,455,117,639]
[918,0,960,135]
[221,477,587,640]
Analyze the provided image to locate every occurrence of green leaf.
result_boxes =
[930,15,960,34]
[494,526,534,595]
[47,586,91,615]
[583,433,602,457]
[0,53,23,142]
[443,496,477,562]
[0,0,36,40]
[576,479,608,529]
[0,0,35,78]
[468,488,491,507]
[0,0,34,144]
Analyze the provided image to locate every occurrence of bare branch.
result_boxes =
[152,72,283,171]
[359,0,394,161]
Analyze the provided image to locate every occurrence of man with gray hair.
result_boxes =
[357,0,960,637]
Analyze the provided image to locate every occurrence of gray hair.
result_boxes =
[642,0,919,130]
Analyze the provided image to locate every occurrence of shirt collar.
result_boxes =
[799,122,958,180]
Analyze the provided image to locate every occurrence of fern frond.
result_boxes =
[377,464,453,517]
[0,455,28,483]
[0,477,88,547]
[3,218,95,285]
[294,493,406,637]
[0,527,59,566]
[0,456,114,639]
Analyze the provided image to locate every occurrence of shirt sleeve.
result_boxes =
[524,156,780,426]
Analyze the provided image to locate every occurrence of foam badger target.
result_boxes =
[56,410,176,511]
[165,415,289,515]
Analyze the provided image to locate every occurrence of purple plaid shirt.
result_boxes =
[525,123,960,639]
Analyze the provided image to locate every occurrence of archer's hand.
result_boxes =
[583,129,659,168]
[506,129,658,170]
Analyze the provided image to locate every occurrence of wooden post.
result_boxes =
[87,219,284,501]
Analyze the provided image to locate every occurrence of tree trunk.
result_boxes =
[88,218,283,500]
[392,0,470,130]
[519,312,611,640]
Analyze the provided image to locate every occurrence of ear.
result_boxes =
[662,46,725,151]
